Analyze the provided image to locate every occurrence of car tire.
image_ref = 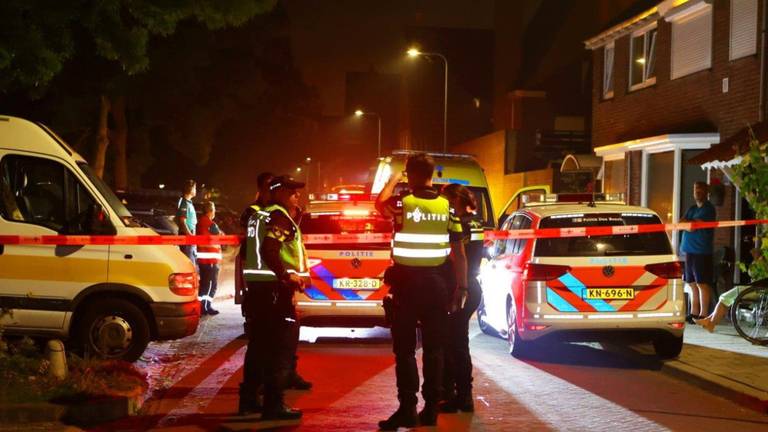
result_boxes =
[75,298,151,362]
[653,334,683,359]
[477,295,499,337]
[507,300,532,358]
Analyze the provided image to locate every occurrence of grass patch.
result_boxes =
[0,337,148,405]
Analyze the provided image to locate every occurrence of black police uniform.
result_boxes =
[239,209,301,419]
[442,213,484,411]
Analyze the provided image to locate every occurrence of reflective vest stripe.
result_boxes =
[392,247,452,258]
[197,252,223,260]
[393,233,450,243]
[470,232,484,241]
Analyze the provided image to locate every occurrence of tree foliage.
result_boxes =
[731,134,768,280]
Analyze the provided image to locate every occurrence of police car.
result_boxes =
[297,194,392,326]
[478,193,685,359]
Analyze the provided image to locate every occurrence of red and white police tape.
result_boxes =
[0,219,766,246]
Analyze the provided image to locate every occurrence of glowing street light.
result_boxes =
[354,109,382,158]
[296,167,302,173]
[406,46,448,152]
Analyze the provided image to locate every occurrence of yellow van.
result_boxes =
[0,116,199,361]
[371,150,496,229]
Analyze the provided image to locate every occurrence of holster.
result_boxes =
[382,295,394,327]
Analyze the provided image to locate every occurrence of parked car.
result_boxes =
[478,193,686,359]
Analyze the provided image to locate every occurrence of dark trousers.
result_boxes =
[241,281,298,409]
[442,273,481,399]
[198,263,220,309]
[390,265,449,407]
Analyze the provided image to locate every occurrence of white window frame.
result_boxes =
[730,0,758,61]
[603,42,615,99]
[629,24,658,91]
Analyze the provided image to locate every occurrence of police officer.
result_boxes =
[439,183,484,413]
[238,175,309,419]
[375,153,467,429]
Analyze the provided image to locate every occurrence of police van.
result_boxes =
[478,193,685,359]
[298,194,392,326]
[0,116,199,361]
[371,151,495,230]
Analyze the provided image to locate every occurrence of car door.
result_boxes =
[480,216,516,330]
[0,152,109,330]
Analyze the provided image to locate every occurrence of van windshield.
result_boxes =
[78,162,140,227]
[534,213,672,257]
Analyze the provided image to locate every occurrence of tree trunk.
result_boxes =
[93,94,110,178]
[111,96,128,191]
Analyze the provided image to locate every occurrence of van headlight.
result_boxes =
[169,272,198,296]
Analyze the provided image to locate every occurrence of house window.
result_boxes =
[670,4,712,79]
[629,26,657,90]
[603,43,615,99]
[731,0,758,60]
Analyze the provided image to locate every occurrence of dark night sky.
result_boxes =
[283,0,494,116]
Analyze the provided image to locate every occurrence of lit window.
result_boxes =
[629,27,657,90]
[603,43,614,99]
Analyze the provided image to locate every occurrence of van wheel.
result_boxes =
[477,295,498,337]
[653,334,683,359]
[75,298,150,362]
[507,301,532,358]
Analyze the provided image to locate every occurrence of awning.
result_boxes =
[688,121,768,168]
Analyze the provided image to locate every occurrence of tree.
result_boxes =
[0,0,277,189]
[731,134,768,281]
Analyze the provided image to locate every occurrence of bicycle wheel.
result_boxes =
[730,284,768,346]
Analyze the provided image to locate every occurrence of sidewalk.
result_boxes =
[632,322,768,413]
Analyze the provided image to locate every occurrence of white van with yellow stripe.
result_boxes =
[0,116,199,361]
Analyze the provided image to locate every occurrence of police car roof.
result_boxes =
[523,203,660,219]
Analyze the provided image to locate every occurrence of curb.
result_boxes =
[0,393,144,427]
[622,343,768,414]
[658,357,768,414]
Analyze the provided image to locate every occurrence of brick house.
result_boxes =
[585,0,764,280]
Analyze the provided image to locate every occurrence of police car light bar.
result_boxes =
[391,150,476,160]
[523,193,625,207]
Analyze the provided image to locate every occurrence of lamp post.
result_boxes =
[407,47,448,153]
[354,109,382,158]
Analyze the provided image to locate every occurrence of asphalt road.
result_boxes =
[89,262,768,432]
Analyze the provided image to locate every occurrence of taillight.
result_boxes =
[169,272,198,296]
[644,261,682,279]
[523,263,571,281]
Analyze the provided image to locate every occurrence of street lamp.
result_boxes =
[354,109,382,158]
[406,47,448,152]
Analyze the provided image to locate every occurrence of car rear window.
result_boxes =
[534,213,672,257]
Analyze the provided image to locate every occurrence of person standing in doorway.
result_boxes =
[680,181,716,321]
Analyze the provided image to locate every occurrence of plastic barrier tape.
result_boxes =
[0,233,393,246]
[483,219,768,242]
[1,219,766,246]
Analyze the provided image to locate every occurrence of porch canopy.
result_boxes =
[688,121,768,184]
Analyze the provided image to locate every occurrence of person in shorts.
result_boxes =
[680,181,716,321]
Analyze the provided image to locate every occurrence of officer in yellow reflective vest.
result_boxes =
[238,176,309,420]
[375,153,468,430]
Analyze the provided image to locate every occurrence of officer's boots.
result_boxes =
[439,392,474,413]
[378,403,418,430]
[237,384,262,416]
[262,393,302,420]
[418,402,439,426]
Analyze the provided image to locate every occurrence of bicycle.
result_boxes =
[730,279,768,346]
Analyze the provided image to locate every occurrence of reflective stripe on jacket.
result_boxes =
[196,215,222,265]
